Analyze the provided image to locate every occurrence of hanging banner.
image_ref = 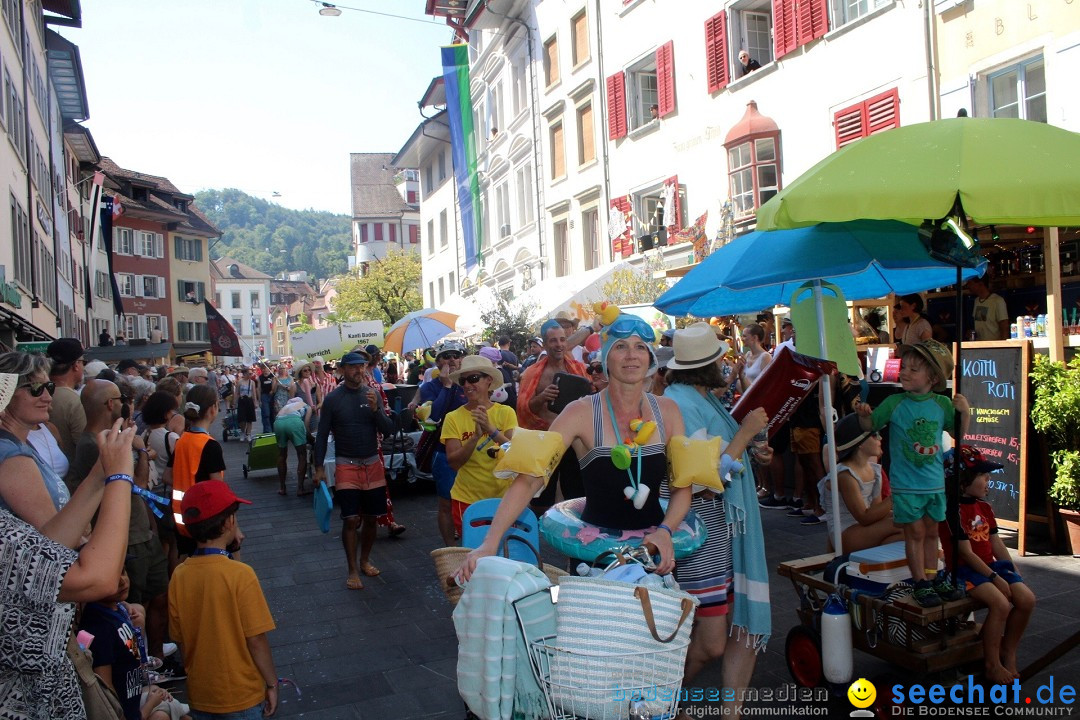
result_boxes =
[100,196,125,319]
[441,44,482,268]
[204,300,242,357]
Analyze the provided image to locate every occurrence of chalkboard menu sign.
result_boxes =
[958,341,1030,529]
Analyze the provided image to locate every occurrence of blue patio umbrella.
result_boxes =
[655,220,986,317]
[656,220,985,552]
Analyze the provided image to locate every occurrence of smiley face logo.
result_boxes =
[847,678,876,709]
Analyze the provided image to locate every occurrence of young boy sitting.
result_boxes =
[856,338,970,607]
[168,480,279,718]
[939,445,1036,684]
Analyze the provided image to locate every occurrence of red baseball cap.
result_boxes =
[181,480,251,523]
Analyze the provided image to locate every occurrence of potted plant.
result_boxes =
[1029,354,1080,555]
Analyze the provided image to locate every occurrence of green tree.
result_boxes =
[293,314,316,335]
[478,289,536,357]
[331,249,423,327]
[601,266,669,307]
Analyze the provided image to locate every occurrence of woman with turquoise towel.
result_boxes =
[664,323,773,713]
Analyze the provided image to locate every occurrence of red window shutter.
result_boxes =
[389,224,397,243]
[664,176,682,233]
[834,104,866,149]
[865,88,900,135]
[656,41,676,117]
[409,225,420,244]
[797,0,829,46]
[407,189,417,204]
[704,12,729,93]
[610,196,632,255]
[606,72,627,140]
[772,0,797,60]
[374,223,383,242]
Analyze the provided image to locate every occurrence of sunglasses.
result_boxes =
[588,366,604,375]
[439,352,463,360]
[19,381,55,397]
[458,373,487,385]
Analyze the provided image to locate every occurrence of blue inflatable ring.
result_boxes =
[540,497,707,563]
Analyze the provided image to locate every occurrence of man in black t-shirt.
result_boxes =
[496,335,519,409]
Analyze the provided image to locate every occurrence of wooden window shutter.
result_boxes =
[197,282,206,302]
[797,0,829,46]
[865,88,900,135]
[609,196,632,256]
[177,279,184,299]
[665,176,683,233]
[606,72,627,140]
[834,104,865,148]
[656,41,676,117]
[772,0,797,60]
[704,12,729,93]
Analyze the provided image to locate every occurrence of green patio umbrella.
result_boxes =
[756,117,1080,230]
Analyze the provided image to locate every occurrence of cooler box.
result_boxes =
[848,541,942,586]
[242,433,279,477]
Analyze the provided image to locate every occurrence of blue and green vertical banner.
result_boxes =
[441,44,482,269]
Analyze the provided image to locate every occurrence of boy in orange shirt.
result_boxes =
[168,481,278,718]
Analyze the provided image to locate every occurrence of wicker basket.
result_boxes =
[430,545,568,606]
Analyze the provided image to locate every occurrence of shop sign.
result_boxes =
[17,341,50,353]
[0,280,22,309]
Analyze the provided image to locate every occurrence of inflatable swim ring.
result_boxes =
[540,497,707,563]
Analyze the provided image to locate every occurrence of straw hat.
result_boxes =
[0,373,17,413]
[899,338,953,392]
[667,323,730,370]
[449,355,502,385]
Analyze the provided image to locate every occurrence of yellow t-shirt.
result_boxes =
[168,554,276,713]
[442,403,518,505]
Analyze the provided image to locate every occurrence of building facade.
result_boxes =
[211,257,272,362]
[350,152,421,274]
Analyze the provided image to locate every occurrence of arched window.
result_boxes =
[724,101,781,222]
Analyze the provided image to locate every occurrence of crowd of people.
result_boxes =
[0,292,1037,718]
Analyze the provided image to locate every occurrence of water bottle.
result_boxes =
[1010,323,1019,339]
[821,594,853,684]
[1036,314,1046,337]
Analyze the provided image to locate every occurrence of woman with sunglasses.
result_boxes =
[0,352,121,548]
[820,414,901,554]
[442,355,518,537]
[457,313,690,581]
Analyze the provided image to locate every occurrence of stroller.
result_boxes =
[221,407,241,443]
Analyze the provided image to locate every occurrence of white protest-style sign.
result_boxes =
[290,326,345,362]
[340,321,385,349]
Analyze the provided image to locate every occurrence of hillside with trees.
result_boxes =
[195,188,351,280]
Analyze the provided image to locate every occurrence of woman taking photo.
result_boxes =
[0,370,137,719]
[896,293,932,344]
[457,314,690,581]
[442,355,517,536]
[170,384,226,555]
[662,325,771,713]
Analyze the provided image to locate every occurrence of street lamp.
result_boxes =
[316,2,342,16]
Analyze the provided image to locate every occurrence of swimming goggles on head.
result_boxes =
[601,314,656,344]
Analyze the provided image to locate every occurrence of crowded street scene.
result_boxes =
[2,2,1080,720]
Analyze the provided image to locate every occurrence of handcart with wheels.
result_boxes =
[778,552,985,691]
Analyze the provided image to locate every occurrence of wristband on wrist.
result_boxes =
[105,474,134,486]
[657,523,673,536]
[489,429,499,440]
[987,571,998,581]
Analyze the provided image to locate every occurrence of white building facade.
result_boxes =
[350,152,421,275]
[210,258,272,362]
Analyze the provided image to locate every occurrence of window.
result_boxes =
[232,316,244,334]
[231,291,241,308]
[95,271,111,300]
[277,331,285,346]
[988,57,1046,122]
[118,273,136,297]
[409,224,420,244]
[428,281,435,306]
[543,36,560,87]
[490,81,504,135]
[358,223,368,243]
[10,194,30,288]
[425,165,434,195]
[610,196,633,257]
[252,316,262,335]
[633,178,684,240]
[139,231,161,258]
[215,292,222,307]
[738,9,773,69]
[576,104,595,165]
[124,316,138,341]
[35,234,56,310]
[511,56,528,116]
[179,280,206,303]
[571,11,589,67]
[250,291,260,308]
[626,57,658,131]
[834,88,900,148]
[174,199,187,212]
[705,12,731,93]
[5,70,26,163]
[830,0,889,28]
[438,150,447,182]
[549,121,565,179]
[495,181,511,238]
[439,210,448,248]
[449,272,456,294]
[728,136,780,218]
[407,189,417,204]
[142,276,160,298]
[427,219,435,254]
[374,223,383,242]
[174,236,203,261]
[582,208,600,271]
[115,228,135,255]
[389,224,397,243]
[516,163,535,227]
[145,315,166,340]
[554,220,569,277]
[438,277,445,304]
[177,322,208,342]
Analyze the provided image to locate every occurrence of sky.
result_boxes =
[58,0,454,215]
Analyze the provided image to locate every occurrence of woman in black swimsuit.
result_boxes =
[457,313,690,581]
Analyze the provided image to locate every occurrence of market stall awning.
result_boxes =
[516,261,644,323]
[84,342,173,362]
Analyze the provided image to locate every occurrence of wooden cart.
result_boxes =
[777,553,985,690]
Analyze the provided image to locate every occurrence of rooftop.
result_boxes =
[350,153,413,219]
